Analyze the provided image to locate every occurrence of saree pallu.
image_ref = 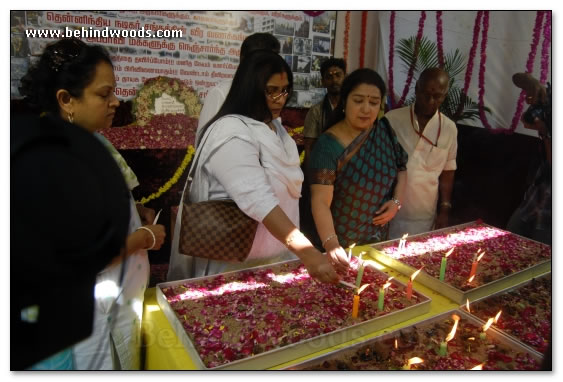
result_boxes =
[310,119,407,248]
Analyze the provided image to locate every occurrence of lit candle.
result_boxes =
[355,252,366,289]
[398,233,408,255]
[439,248,454,282]
[469,249,485,279]
[352,295,360,318]
[466,298,471,313]
[470,363,484,370]
[406,266,423,300]
[347,243,356,262]
[494,310,502,324]
[480,317,494,340]
[402,357,423,370]
[439,314,460,356]
[378,278,392,311]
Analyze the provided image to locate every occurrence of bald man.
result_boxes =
[383,68,458,238]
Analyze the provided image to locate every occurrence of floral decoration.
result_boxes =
[343,11,351,65]
[477,11,493,130]
[359,11,368,68]
[388,11,397,109]
[132,76,202,126]
[436,11,444,68]
[397,11,426,108]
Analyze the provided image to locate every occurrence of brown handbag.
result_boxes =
[178,117,258,262]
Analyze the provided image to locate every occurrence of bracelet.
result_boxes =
[391,197,401,210]
[440,201,452,209]
[137,226,156,250]
[285,231,304,249]
[322,233,338,249]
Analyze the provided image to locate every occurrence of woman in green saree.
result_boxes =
[309,68,408,270]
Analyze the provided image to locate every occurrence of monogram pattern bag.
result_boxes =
[179,117,258,262]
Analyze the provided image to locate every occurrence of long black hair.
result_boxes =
[19,38,113,114]
[327,68,386,128]
[197,49,293,146]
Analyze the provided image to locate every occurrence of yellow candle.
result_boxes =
[352,295,360,318]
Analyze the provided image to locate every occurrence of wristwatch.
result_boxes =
[391,197,401,210]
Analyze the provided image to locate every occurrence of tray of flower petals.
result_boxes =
[156,258,431,369]
[285,309,543,370]
[461,273,551,354]
[368,221,551,304]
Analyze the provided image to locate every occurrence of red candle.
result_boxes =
[406,280,413,300]
[469,261,478,279]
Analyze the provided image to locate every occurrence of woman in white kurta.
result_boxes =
[168,50,344,283]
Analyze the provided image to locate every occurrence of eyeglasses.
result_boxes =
[266,88,290,101]
[48,38,85,72]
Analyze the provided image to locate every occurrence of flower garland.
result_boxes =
[132,76,202,126]
[303,11,325,17]
[287,126,306,165]
[456,11,483,119]
[477,11,493,131]
[539,11,551,84]
[509,11,546,131]
[387,11,397,109]
[436,11,445,68]
[359,11,368,68]
[343,11,351,66]
[137,145,196,205]
[397,11,426,108]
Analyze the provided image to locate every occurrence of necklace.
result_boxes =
[410,105,441,147]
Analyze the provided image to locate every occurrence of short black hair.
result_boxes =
[320,57,346,78]
[240,33,281,60]
[198,49,292,145]
[19,38,113,114]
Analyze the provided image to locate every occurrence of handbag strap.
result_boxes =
[185,115,252,201]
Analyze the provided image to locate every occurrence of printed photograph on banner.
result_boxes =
[293,37,312,56]
[312,55,328,72]
[294,15,310,38]
[284,55,293,68]
[293,55,311,74]
[277,35,293,54]
[313,35,331,54]
[11,58,30,98]
[310,72,322,89]
[10,34,30,58]
[293,73,311,91]
[313,11,335,34]
[234,14,254,33]
[25,11,41,27]
[274,19,295,36]
[11,11,26,33]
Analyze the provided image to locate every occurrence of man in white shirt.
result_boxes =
[384,68,458,238]
[195,33,281,144]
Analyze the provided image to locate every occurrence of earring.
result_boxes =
[68,112,74,124]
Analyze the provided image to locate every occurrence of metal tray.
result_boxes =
[369,221,551,304]
[459,273,551,353]
[156,259,431,370]
[285,309,544,370]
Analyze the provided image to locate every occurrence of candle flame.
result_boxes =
[349,243,356,250]
[410,266,424,281]
[467,275,475,283]
[477,251,485,262]
[466,299,471,313]
[383,277,393,290]
[394,338,398,349]
[445,247,454,258]
[358,283,370,295]
[482,317,494,332]
[407,357,424,366]
[445,314,460,342]
[358,251,366,260]
[401,233,409,240]
[470,363,484,370]
[494,310,502,324]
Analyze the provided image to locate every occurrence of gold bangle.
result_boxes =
[322,233,338,248]
[440,201,452,209]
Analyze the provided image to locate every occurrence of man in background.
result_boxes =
[384,67,458,238]
[195,32,280,144]
[303,57,346,162]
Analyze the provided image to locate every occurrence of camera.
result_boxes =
[522,103,546,124]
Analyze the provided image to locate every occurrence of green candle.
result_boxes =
[439,256,447,281]
[439,341,448,356]
[378,287,385,311]
[355,262,364,289]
